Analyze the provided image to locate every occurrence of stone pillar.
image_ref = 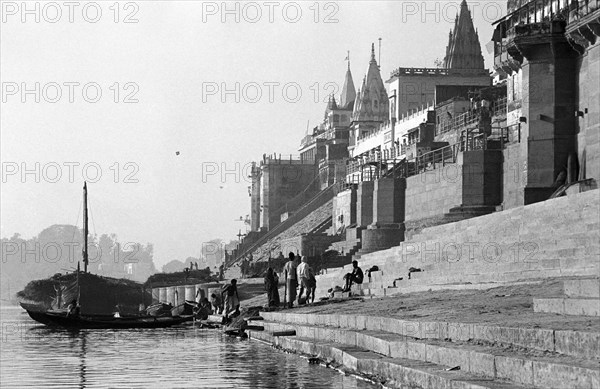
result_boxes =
[372,178,406,224]
[357,181,374,227]
[509,21,579,204]
[185,286,196,302]
[362,178,406,253]
[166,287,176,306]
[158,287,167,303]
[176,286,186,305]
[462,150,503,206]
[152,288,160,304]
[250,163,261,232]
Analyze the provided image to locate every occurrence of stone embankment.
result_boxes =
[247,303,599,388]
[242,189,599,388]
[316,189,599,300]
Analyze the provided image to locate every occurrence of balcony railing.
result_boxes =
[346,127,505,184]
[499,0,598,38]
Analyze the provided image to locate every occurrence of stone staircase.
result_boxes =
[326,238,361,258]
[313,189,600,300]
[310,216,332,234]
[224,198,335,280]
[534,278,600,316]
[248,311,599,388]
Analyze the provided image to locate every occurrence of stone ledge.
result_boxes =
[564,279,600,299]
[250,320,599,389]
[259,311,599,360]
[533,297,600,316]
[248,330,533,389]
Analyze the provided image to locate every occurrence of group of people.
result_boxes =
[264,252,317,309]
[262,253,367,308]
[194,279,241,320]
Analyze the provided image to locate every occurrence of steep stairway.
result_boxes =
[224,197,335,279]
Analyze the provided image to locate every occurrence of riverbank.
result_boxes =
[245,278,600,388]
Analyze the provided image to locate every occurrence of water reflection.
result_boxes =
[1,308,377,388]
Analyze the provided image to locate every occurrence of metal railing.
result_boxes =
[407,143,460,176]
[437,109,480,135]
[347,127,503,183]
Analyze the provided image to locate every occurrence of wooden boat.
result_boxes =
[21,183,191,329]
[21,303,190,329]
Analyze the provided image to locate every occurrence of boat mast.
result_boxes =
[83,182,89,273]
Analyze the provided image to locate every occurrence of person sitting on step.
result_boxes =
[342,260,364,292]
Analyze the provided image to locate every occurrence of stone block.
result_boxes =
[341,329,357,346]
[565,298,600,316]
[389,340,409,359]
[370,334,392,356]
[516,327,555,352]
[401,320,421,338]
[380,318,403,334]
[533,360,600,389]
[365,316,383,331]
[555,330,600,360]
[342,351,359,371]
[495,355,533,386]
[341,315,357,329]
[474,324,501,344]
[421,321,447,339]
[353,315,367,330]
[468,349,496,377]
[447,322,475,341]
[400,362,432,389]
[405,341,427,361]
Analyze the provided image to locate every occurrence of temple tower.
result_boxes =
[353,43,389,123]
[340,62,357,110]
[444,0,485,70]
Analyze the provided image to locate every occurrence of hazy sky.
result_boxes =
[1,1,503,267]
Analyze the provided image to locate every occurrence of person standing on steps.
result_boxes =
[297,256,312,303]
[283,252,298,308]
[221,279,240,319]
[264,267,280,307]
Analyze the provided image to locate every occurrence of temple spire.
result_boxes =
[340,60,356,110]
[352,44,388,122]
[443,0,485,70]
[370,42,376,64]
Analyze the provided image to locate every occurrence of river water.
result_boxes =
[1,306,378,388]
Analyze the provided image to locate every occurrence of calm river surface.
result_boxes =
[1,306,378,388]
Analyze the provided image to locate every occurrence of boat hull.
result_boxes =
[21,304,192,329]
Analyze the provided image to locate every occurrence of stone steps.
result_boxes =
[312,190,599,300]
[259,312,600,360]
[534,298,600,316]
[249,315,599,389]
[249,330,536,389]
[534,278,600,317]
[565,279,600,298]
